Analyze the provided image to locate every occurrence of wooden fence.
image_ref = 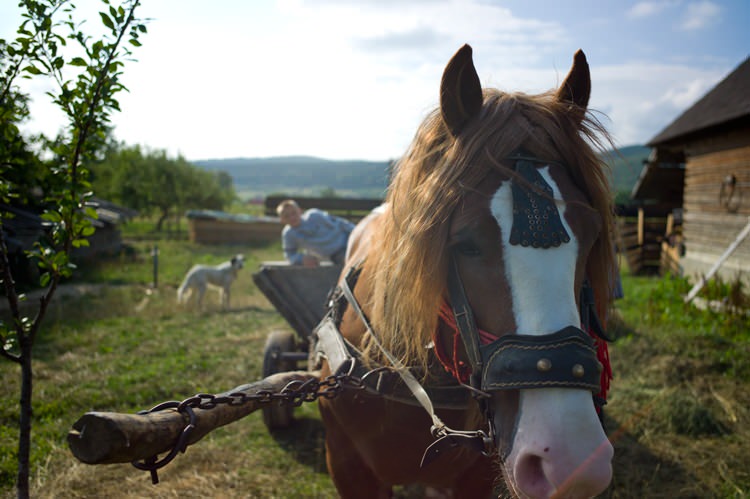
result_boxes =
[615,204,682,275]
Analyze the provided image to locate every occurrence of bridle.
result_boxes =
[442,152,609,403]
[445,254,604,396]
[323,152,611,466]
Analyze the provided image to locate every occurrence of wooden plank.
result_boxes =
[660,241,682,276]
[684,210,750,224]
[685,217,750,302]
[252,263,342,339]
[681,240,750,260]
[684,227,750,249]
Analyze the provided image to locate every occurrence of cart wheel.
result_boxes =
[262,329,297,430]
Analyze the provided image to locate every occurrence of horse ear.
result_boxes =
[556,49,590,111]
[440,44,483,137]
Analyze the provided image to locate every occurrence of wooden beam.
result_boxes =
[67,371,319,465]
[637,207,645,246]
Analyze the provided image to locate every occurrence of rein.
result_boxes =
[335,269,488,452]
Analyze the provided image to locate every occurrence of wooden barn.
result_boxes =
[635,55,750,285]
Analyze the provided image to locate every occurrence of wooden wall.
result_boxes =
[681,133,750,283]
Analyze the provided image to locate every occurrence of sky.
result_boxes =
[2,0,749,162]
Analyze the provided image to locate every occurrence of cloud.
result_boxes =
[659,77,716,109]
[354,26,444,52]
[679,1,721,30]
[590,62,728,146]
[627,2,668,18]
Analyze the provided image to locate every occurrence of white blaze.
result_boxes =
[490,167,579,335]
[491,166,612,496]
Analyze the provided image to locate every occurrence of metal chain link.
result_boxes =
[132,372,366,484]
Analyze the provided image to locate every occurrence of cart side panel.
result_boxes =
[252,263,342,340]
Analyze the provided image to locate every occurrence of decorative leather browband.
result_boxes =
[480,326,602,392]
[509,157,570,248]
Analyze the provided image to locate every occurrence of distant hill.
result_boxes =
[605,145,651,199]
[194,156,393,199]
[196,146,651,201]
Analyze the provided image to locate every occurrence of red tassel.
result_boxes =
[592,334,612,403]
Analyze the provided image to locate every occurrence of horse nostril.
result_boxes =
[513,442,614,499]
[514,453,554,498]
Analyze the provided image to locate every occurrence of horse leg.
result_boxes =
[319,404,392,499]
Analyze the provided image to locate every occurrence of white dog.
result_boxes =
[177,254,244,309]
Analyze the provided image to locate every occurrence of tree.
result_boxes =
[90,144,236,231]
[0,1,145,497]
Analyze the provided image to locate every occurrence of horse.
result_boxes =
[314,44,617,498]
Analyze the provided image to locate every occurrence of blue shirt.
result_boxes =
[281,209,355,265]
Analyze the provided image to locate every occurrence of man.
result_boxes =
[276,199,355,267]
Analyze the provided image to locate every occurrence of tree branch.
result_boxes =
[0,223,23,364]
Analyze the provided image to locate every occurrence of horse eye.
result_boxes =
[453,240,481,257]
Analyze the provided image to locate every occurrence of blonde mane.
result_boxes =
[362,88,616,372]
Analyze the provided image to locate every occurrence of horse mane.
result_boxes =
[362,88,616,372]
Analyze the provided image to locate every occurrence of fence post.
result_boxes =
[151,245,159,288]
[637,207,644,246]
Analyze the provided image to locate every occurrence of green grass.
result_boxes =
[1,228,749,497]
[604,271,749,497]
[1,230,340,498]
[615,272,749,380]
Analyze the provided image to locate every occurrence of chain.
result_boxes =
[132,372,366,484]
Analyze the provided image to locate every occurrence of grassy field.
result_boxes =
[1,226,748,498]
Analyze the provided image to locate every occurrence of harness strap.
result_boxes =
[446,255,484,389]
[337,274,447,431]
[312,318,470,409]
[580,280,613,411]
[443,251,613,403]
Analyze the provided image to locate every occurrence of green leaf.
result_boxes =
[70,57,87,67]
[41,211,63,223]
[99,12,114,30]
[23,65,43,75]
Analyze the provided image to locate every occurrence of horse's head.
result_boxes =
[366,45,616,498]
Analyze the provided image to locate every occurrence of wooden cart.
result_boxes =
[251,262,342,428]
